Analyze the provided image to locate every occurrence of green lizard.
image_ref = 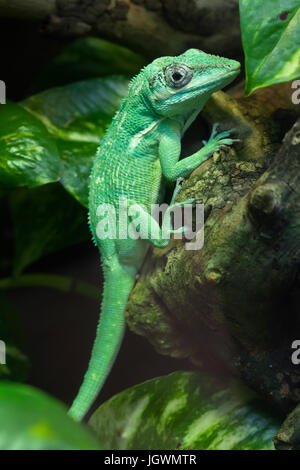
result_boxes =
[68,49,240,420]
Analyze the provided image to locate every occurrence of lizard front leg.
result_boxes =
[159,119,238,181]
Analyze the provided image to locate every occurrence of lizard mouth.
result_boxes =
[183,68,240,96]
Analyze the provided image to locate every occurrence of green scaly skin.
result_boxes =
[68,49,240,420]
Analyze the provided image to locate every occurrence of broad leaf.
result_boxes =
[0,102,61,191]
[240,0,300,95]
[30,37,145,92]
[22,77,129,206]
[0,77,129,269]
[0,382,101,449]
[9,183,90,274]
[90,371,280,450]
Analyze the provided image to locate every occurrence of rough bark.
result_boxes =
[125,85,300,423]
[0,0,55,21]
[274,404,300,450]
[0,0,242,59]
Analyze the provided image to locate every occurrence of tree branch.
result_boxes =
[126,88,300,414]
[0,0,242,59]
[0,0,55,21]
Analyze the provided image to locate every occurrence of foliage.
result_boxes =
[29,36,145,93]
[1,77,129,207]
[239,0,300,94]
[0,382,101,449]
[89,371,280,450]
[22,76,130,206]
[0,102,61,192]
[0,40,131,274]
[9,184,90,275]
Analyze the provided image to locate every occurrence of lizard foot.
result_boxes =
[203,127,239,154]
[202,124,238,147]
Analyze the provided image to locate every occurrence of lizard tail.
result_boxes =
[68,259,136,421]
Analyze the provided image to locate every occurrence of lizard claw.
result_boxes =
[204,125,238,147]
[207,122,220,142]
[176,177,184,187]
[202,122,220,146]
[171,177,185,203]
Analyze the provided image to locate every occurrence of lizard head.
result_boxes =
[140,49,240,117]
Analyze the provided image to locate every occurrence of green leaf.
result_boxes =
[0,78,129,206]
[0,293,29,382]
[1,78,129,269]
[89,371,280,450]
[30,37,146,92]
[0,382,101,449]
[10,183,90,274]
[22,76,130,206]
[240,0,300,95]
[0,102,61,191]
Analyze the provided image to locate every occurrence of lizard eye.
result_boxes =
[165,64,193,88]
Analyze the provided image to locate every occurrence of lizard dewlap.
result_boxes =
[68,49,240,421]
